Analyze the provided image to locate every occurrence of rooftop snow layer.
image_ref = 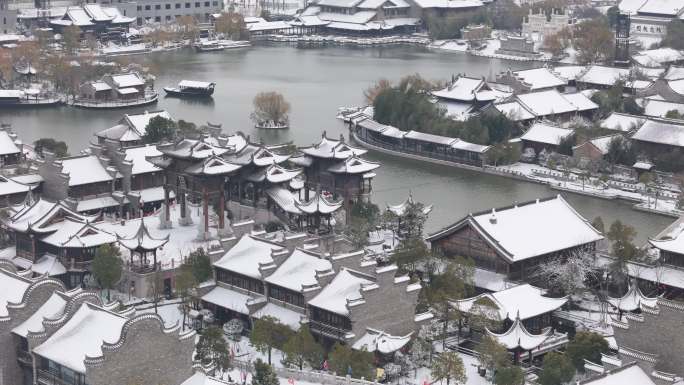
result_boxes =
[632,119,684,147]
[213,235,281,279]
[0,270,31,317]
[428,195,603,262]
[265,249,332,292]
[33,303,127,373]
[60,155,114,186]
[520,122,574,145]
[308,269,373,316]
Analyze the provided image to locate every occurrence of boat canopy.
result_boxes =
[179,80,215,89]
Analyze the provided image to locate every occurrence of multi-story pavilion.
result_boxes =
[147,132,379,233]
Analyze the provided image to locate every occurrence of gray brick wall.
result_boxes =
[85,314,195,385]
[613,305,684,376]
[0,276,65,385]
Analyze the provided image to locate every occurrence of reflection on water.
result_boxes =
[0,45,674,241]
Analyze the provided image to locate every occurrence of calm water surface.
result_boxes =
[0,45,673,242]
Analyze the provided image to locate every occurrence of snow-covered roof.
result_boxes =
[432,76,485,102]
[575,135,621,155]
[60,155,114,186]
[4,199,92,234]
[580,362,656,385]
[0,269,31,317]
[266,186,303,214]
[600,112,645,132]
[84,4,113,21]
[552,65,587,82]
[352,329,412,354]
[607,283,657,312]
[295,193,343,215]
[185,155,242,176]
[0,129,21,155]
[123,110,172,137]
[124,145,162,175]
[563,92,599,111]
[619,0,647,13]
[358,0,409,8]
[520,122,574,146]
[65,7,94,26]
[486,316,554,350]
[31,254,67,276]
[411,0,483,8]
[116,87,139,95]
[666,79,684,96]
[577,65,631,87]
[33,303,127,373]
[327,155,380,174]
[316,0,363,7]
[178,80,215,89]
[427,195,604,262]
[75,195,121,213]
[637,0,684,16]
[252,302,304,330]
[387,193,433,217]
[247,163,302,184]
[0,176,33,197]
[247,20,292,31]
[103,6,135,23]
[117,220,169,251]
[664,65,684,80]
[632,47,684,67]
[404,130,457,146]
[308,269,373,316]
[158,138,231,160]
[300,133,367,159]
[510,67,567,90]
[265,249,332,292]
[110,73,145,88]
[643,98,684,118]
[650,216,684,255]
[11,291,72,337]
[452,284,567,321]
[631,118,684,147]
[91,81,111,92]
[201,285,251,315]
[213,235,281,279]
[515,89,581,116]
[40,219,116,249]
[494,101,536,121]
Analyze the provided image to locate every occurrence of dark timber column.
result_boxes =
[203,185,209,234]
[219,182,225,230]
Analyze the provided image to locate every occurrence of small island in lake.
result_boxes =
[250,91,290,129]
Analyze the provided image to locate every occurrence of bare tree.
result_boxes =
[250,91,291,128]
[534,249,599,299]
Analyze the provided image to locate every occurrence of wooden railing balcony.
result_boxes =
[36,369,72,385]
[308,320,349,341]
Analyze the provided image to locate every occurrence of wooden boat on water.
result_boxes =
[163,80,216,98]
[194,40,224,52]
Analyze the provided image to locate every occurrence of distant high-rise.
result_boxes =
[614,12,631,67]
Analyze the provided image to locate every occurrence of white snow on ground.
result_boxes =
[137,300,184,328]
[97,202,223,271]
[493,163,683,217]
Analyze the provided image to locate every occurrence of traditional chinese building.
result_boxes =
[427,195,604,281]
[202,233,431,352]
[1,197,117,287]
